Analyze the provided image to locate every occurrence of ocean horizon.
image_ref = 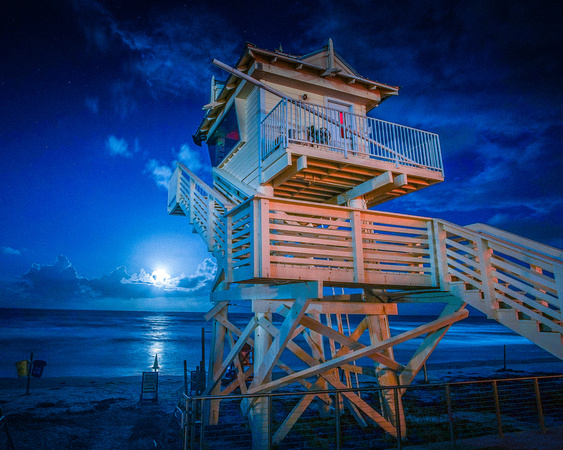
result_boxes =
[1,307,560,378]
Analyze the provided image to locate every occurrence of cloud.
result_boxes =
[177,144,209,175]
[106,135,130,157]
[144,143,211,190]
[145,159,172,189]
[0,255,217,310]
[85,96,99,114]
[1,247,21,256]
[71,1,238,98]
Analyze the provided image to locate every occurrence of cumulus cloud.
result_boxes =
[145,159,172,189]
[106,135,130,157]
[178,144,208,174]
[1,247,21,256]
[0,255,217,310]
[143,143,211,190]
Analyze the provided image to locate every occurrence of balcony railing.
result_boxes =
[262,98,443,174]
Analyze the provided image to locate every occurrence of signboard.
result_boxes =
[140,371,158,403]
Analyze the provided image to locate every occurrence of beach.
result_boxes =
[0,375,184,449]
[2,308,562,448]
[2,361,562,449]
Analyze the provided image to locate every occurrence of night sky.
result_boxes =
[1,0,561,311]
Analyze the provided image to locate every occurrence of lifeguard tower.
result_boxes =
[168,40,563,445]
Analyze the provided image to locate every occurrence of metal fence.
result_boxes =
[176,374,563,449]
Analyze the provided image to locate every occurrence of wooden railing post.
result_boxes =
[351,210,365,283]
[553,265,563,313]
[427,220,439,287]
[207,199,215,251]
[189,177,195,224]
[477,237,498,317]
[432,221,450,290]
[259,198,271,279]
[226,213,233,283]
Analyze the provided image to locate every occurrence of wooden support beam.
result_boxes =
[399,302,466,389]
[204,301,229,321]
[204,317,258,394]
[226,330,249,394]
[248,309,468,394]
[272,156,308,188]
[327,171,393,205]
[323,372,397,435]
[251,296,312,387]
[211,281,323,303]
[276,307,404,371]
[251,298,397,315]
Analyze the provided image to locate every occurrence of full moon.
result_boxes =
[151,268,171,285]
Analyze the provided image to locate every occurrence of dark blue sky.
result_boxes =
[1,0,561,311]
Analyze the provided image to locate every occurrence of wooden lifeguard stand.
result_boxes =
[168,40,563,446]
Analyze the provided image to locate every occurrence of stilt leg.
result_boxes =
[250,312,272,449]
[367,313,406,437]
[205,306,227,426]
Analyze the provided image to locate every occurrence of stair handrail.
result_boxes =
[466,223,563,263]
[176,162,233,211]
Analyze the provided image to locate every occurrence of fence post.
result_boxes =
[189,397,195,450]
[492,381,503,438]
[335,391,341,450]
[533,378,546,434]
[200,398,205,449]
[394,387,402,449]
[182,396,189,450]
[268,395,273,450]
[445,384,455,444]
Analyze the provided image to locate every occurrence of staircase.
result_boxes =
[435,220,563,359]
[168,163,563,360]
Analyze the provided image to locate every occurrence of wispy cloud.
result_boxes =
[106,135,130,157]
[145,159,172,189]
[1,247,21,256]
[85,96,99,114]
[72,0,238,98]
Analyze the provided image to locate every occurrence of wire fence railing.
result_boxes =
[176,374,563,449]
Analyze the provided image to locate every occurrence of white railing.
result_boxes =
[262,99,443,174]
[433,219,563,352]
[169,163,233,260]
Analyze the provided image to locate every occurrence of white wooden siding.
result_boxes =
[219,86,261,188]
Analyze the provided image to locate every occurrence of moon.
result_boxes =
[151,268,171,285]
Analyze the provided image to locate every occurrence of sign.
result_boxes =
[140,371,158,403]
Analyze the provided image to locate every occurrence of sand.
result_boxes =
[1,362,562,449]
[0,375,185,449]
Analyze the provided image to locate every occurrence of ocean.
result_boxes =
[1,308,560,378]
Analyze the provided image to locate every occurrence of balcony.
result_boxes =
[261,99,444,206]
[222,196,436,289]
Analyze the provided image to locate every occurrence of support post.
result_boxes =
[205,307,227,425]
[250,312,273,449]
[366,311,406,437]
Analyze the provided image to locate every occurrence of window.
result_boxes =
[206,106,241,166]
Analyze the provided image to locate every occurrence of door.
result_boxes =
[326,99,354,154]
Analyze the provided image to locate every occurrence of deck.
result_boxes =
[168,164,563,359]
[261,99,444,206]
